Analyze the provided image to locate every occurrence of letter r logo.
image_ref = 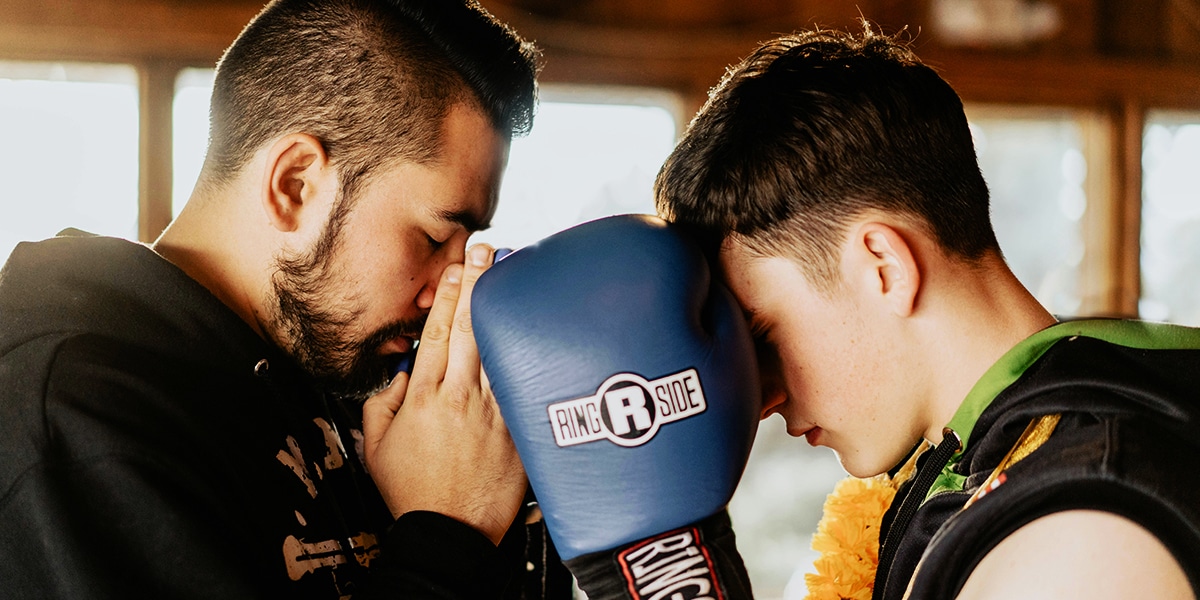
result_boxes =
[604,386,653,435]
[546,369,705,448]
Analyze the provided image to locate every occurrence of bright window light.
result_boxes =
[1141,112,1200,326]
[967,105,1087,317]
[473,86,681,249]
[0,61,139,265]
[173,68,214,217]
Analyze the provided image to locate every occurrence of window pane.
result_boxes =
[473,86,679,248]
[0,61,139,265]
[966,106,1087,317]
[173,68,215,217]
[1141,112,1200,326]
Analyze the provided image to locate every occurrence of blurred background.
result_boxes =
[2,0,1199,597]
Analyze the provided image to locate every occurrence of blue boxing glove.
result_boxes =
[472,214,760,600]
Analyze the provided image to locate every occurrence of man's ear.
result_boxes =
[260,133,334,233]
[850,222,921,317]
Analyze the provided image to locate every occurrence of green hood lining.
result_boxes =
[927,319,1200,501]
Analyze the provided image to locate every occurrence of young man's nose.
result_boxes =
[759,384,787,419]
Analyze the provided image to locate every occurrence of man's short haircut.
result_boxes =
[655,28,998,290]
[201,0,539,193]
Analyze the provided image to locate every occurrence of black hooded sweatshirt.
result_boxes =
[0,232,567,599]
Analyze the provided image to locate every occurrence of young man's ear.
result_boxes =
[849,222,921,317]
[260,133,335,234]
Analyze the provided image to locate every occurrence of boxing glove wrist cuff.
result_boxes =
[564,510,754,600]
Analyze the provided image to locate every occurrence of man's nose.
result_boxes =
[415,235,469,310]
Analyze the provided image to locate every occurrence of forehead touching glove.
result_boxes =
[471,214,761,600]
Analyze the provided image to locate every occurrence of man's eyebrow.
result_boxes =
[436,208,491,233]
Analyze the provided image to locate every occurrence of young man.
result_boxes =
[655,29,1200,599]
[0,0,571,598]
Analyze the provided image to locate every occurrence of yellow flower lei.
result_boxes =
[804,447,925,600]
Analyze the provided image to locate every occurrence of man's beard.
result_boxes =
[267,203,424,400]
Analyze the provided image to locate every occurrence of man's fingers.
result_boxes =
[480,366,512,426]
[444,244,492,384]
[362,373,409,470]
[411,263,463,386]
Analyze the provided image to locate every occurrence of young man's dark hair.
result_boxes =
[656,28,997,290]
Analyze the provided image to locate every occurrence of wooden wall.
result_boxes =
[5,0,1200,118]
[5,0,1200,103]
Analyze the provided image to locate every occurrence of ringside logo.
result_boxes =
[547,368,706,448]
[617,527,723,600]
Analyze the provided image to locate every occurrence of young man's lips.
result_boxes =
[805,428,822,446]
[793,426,822,446]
